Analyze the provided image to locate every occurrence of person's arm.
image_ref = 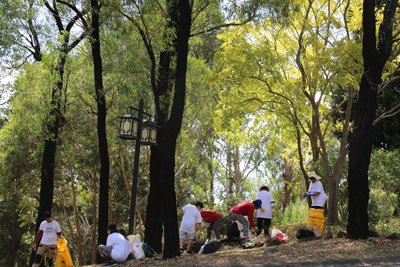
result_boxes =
[248,208,258,232]
[33,230,43,251]
[177,208,184,216]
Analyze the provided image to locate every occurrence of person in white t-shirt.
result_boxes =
[177,201,203,254]
[98,224,132,265]
[32,211,63,267]
[304,171,327,208]
[256,185,275,237]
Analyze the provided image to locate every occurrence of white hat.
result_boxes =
[309,171,321,180]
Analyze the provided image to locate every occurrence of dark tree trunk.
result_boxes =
[29,57,65,266]
[144,141,163,253]
[160,0,192,259]
[347,0,398,239]
[90,0,110,261]
[144,49,173,254]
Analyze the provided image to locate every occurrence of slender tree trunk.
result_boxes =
[30,58,64,266]
[70,167,84,264]
[90,0,110,260]
[227,142,233,194]
[91,171,98,265]
[282,159,293,211]
[234,146,241,197]
[347,0,398,239]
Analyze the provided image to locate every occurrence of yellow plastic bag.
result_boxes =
[307,208,324,232]
[55,238,74,267]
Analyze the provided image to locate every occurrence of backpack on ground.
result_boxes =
[227,221,240,239]
[296,228,315,239]
[141,243,158,258]
[203,242,216,254]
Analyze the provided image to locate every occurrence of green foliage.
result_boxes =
[274,200,309,225]
[368,148,400,232]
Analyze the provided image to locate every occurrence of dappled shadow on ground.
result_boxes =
[110,237,400,266]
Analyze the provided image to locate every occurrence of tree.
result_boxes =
[213,0,360,224]
[347,0,399,239]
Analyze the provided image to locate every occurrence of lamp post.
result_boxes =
[118,99,158,234]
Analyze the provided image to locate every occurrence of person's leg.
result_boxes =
[98,244,113,262]
[256,218,263,236]
[264,218,271,237]
[234,214,249,237]
[32,244,46,267]
[46,244,57,267]
[207,222,213,240]
[187,239,193,251]
[213,218,222,240]
[179,231,186,252]
[186,232,195,253]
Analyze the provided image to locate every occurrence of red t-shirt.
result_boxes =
[200,210,222,223]
[229,201,256,227]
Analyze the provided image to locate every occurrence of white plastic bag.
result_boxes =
[128,234,145,259]
[236,218,253,239]
[271,228,288,242]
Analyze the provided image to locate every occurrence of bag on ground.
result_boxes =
[227,221,240,238]
[271,228,288,242]
[296,228,315,239]
[203,242,216,254]
[128,235,145,259]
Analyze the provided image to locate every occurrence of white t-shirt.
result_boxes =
[39,220,61,245]
[256,190,275,219]
[106,233,132,262]
[308,180,327,207]
[179,204,202,234]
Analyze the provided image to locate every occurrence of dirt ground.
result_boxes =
[85,225,400,267]
[117,236,400,266]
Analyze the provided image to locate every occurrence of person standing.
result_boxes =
[304,171,327,208]
[200,209,223,240]
[304,171,327,232]
[256,186,275,237]
[228,200,261,238]
[98,224,132,265]
[177,201,203,254]
[32,211,63,267]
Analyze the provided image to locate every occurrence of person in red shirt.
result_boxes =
[200,210,223,240]
[228,200,261,238]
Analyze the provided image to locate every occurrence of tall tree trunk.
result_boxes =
[70,167,84,265]
[227,142,233,194]
[234,146,241,197]
[160,0,192,258]
[30,58,64,266]
[90,0,110,260]
[347,0,398,239]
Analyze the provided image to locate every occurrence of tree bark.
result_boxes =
[159,0,192,258]
[282,159,293,211]
[347,0,398,239]
[90,0,110,260]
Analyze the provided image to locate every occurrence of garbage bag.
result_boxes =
[55,238,74,267]
[307,208,324,232]
[128,234,145,259]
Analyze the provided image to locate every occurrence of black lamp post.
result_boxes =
[118,99,158,234]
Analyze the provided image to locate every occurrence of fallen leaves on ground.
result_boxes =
[117,237,400,266]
